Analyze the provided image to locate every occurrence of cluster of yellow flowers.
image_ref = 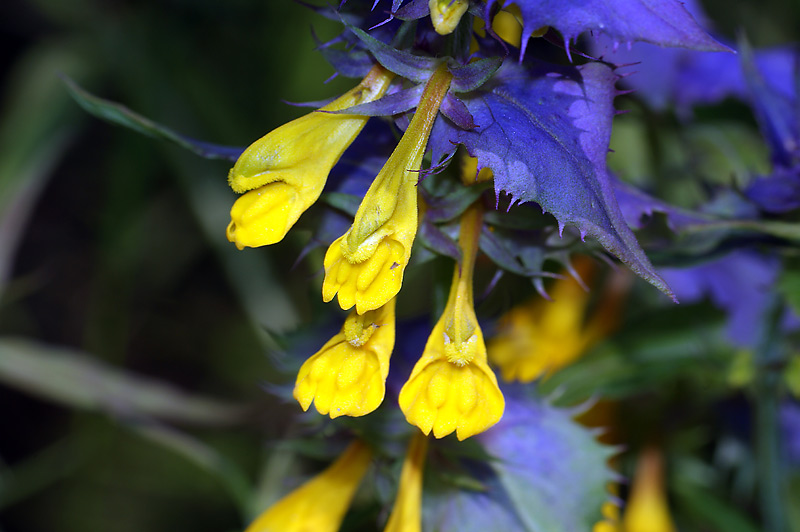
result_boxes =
[227,63,506,441]
[225,9,649,529]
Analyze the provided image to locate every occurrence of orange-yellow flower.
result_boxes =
[488,257,623,382]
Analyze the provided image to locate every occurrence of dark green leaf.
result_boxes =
[62,76,244,161]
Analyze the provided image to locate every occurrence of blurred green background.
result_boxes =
[0,1,799,532]
[0,1,355,531]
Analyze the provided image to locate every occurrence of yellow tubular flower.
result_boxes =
[245,440,373,532]
[623,448,677,532]
[488,257,621,383]
[399,205,505,441]
[384,433,429,532]
[226,65,394,249]
[293,298,396,418]
[429,0,469,35]
[323,65,453,314]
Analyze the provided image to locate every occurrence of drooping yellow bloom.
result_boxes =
[429,0,469,35]
[226,65,393,249]
[323,65,453,315]
[384,433,428,532]
[399,205,505,440]
[294,298,396,418]
[245,440,373,532]
[488,258,622,383]
[623,448,677,532]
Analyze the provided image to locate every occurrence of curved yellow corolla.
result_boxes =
[227,65,393,249]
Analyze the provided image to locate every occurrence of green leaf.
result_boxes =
[779,268,800,316]
[682,219,800,243]
[166,151,300,335]
[673,479,762,532]
[0,43,85,295]
[684,122,771,189]
[130,421,251,515]
[0,338,247,426]
[62,76,244,161]
[0,436,87,510]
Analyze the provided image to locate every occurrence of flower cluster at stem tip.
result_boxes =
[226,51,508,440]
[216,0,728,526]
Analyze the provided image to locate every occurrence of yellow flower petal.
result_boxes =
[399,205,504,440]
[227,66,393,249]
[400,356,504,440]
[429,0,469,35]
[460,153,493,184]
[294,299,396,418]
[323,220,412,315]
[227,182,297,250]
[491,6,523,47]
[323,65,453,314]
[384,433,428,532]
[593,520,620,532]
[245,440,372,532]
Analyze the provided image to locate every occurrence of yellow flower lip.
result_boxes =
[226,182,297,249]
[324,236,408,314]
[429,0,469,35]
[399,205,505,440]
[322,64,453,314]
[400,357,505,440]
[226,65,393,248]
[293,299,396,418]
